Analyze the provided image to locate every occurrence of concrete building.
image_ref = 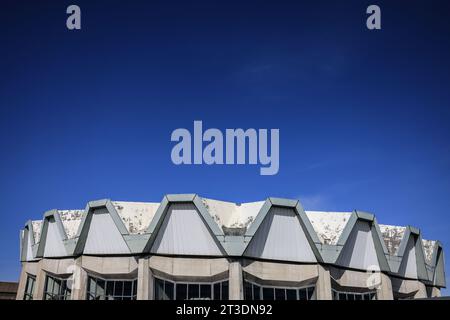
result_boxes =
[17,194,446,300]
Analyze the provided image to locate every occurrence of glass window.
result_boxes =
[154,277,229,300]
[155,277,164,300]
[244,281,252,300]
[221,281,229,300]
[188,284,199,300]
[332,289,377,301]
[44,275,71,300]
[200,284,211,299]
[87,276,137,300]
[213,283,221,300]
[244,280,315,301]
[23,275,36,300]
[298,288,307,300]
[176,283,187,300]
[165,281,174,300]
[275,288,285,300]
[252,283,260,300]
[262,287,274,300]
[286,289,297,300]
[115,281,123,297]
[307,286,314,300]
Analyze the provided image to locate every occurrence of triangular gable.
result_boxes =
[42,217,68,257]
[395,228,429,281]
[244,206,317,262]
[336,220,379,270]
[35,211,69,258]
[84,209,131,254]
[151,203,223,256]
[433,246,446,287]
[21,225,35,261]
[397,236,418,279]
[26,229,34,260]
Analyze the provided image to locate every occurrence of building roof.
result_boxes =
[20,194,446,288]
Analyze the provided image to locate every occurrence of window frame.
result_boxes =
[86,275,138,300]
[244,280,315,300]
[23,274,36,300]
[154,276,229,300]
[332,289,377,300]
[43,274,72,300]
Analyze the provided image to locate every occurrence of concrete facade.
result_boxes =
[17,194,446,300]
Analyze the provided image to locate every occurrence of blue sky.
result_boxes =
[1,0,449,293]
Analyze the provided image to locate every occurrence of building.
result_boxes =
[17,194,446,300]
[0,282,18,300]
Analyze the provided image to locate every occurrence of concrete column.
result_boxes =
[414,281,427,299]
[376,273,394,300]
[16,264,28,300]
[33,260,47,300]
[71,257,88,300]
[137,257,153,300]
[228,261,243,300]
[316,265,332,300]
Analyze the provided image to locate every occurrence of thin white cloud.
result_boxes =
[298,194,330,211]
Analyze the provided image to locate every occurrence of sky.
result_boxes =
[0,0,449,294]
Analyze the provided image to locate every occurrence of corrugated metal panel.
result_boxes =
[337,221,379,270]
[84,212,130,254]
[151,203,222,256]
[26,230,33,261]
[397,236,418,279]
[244,207,317,262]
[434,249,445,286]
[43,219,67,257]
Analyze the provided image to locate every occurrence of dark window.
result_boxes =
[176,283,187,300]
[221,281,229,300]
[44,275,71,300]
[155,278,165,300]
[262,287,274,300]
[275,288,285,300]
[87,276,137,300]
[106,281,114,298]
[154,277,229,300]
[188,284,200,299]
[200,284,211,299]
[123,281,132,296]
[165,281,174,300]
[307,286,314,300]
[115,281,123,297]
[244,281,252,300]
[286,289,297,300]
[244,281,315,301]
[298,288,307,300]
[252,284,261,300]
[213,283,221,300]
[23,275,36,300]
[332,289,377,301]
